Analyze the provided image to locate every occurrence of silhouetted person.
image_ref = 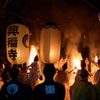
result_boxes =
[74,60,86,83]
[55,62,68,84]
[1,70,11,84]
[54,62,70,100]
[32,64,65,100]
[30,55,39,71]
[0,62,4,90]
[1,61,13,84]
[19,62,30,86]
[70,69,97,100]
[93,59,100,100]
[93,59,100,85]
[1,62,13,84]
[93,69,100,100]
[0,67,32,100]
[29,55,41,90]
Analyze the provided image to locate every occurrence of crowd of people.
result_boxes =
[0,55,100,100]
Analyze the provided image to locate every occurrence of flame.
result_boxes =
[28,45,37,65]
[73,59,81,69]
[95,56,98,62]
[27,69,30,73]
[72,59,81,75]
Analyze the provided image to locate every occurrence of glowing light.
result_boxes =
[74,68,77,73]
[73,59,81,69]
[28,45,37,65]
[95,56,98,62]
[84,35,86,39]
[40,23,61,63]
[6,23,29,64]
[28,66,32,69]
[27,69,30,73]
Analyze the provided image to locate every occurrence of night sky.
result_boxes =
[0,0,100,60]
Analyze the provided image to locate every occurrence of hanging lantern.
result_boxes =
[40,22,61,63]
[6,23,29,65]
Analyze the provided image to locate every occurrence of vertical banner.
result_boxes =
[6,23,29,65]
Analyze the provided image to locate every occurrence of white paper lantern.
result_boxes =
[6,23,29,65]
[40,22,61,63]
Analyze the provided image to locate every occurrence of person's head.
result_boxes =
[80,69,88,80]
[9,68,20,79]
[6,61,13,68]
[43,64,55,79]
[62,62,67,71]
[1,71,11,83]
[34,55,38,62]
[22,62,27,71]
[93,69,100,85]
[81,60,86,69]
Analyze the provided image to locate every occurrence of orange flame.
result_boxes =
[73,59,81,70]
[28,45,37,65]
[95,56,98,63]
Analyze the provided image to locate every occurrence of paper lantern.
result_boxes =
[6,23,29,65]
[40,22,61,63]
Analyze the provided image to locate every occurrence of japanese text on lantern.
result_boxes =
[7,25,19,60]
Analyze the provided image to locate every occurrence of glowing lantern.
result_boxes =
[40,22,61,63]
[6,23,29,65]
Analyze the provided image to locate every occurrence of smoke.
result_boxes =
[19,0,100,61]
[16,0,100,85]
[88,30,100,59]
[48,0,100,61]
[64,28,82,55]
